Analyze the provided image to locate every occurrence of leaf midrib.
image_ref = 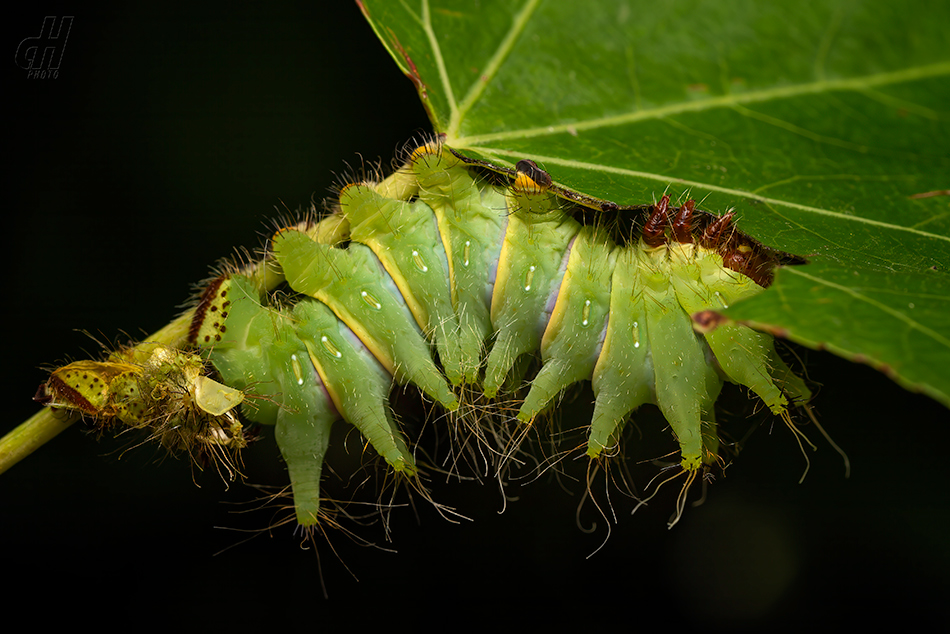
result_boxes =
[449,62,950,146]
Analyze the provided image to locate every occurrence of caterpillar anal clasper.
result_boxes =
[183,143,806,526]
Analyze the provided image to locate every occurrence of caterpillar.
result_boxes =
[31,139,819,533]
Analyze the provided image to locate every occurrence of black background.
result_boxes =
[4,3,948,629]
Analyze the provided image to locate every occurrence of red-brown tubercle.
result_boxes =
[642,199,777,287]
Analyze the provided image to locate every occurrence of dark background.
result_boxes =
[4,3,947,629]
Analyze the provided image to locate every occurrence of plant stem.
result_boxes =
[0,409,78,475]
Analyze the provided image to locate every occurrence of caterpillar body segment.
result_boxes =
[191,275,338,525]
[643,272,724,470]
[409,147,508,385]
[339,184,465,386]
[293,299,416,475]
[667,240,798,418]
[588,246,655,458]
[517,226,617,423]
[484,166,582,398]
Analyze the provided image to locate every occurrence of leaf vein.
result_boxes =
[450,0,542,139]
[785,268,950,349]
[419,0,459,129]
[454,62,950,145]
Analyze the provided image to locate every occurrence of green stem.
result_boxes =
[0,409,78,475]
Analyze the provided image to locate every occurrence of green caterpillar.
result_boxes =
[158,140,811,528]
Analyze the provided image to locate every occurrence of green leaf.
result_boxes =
[360,0,950,407]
